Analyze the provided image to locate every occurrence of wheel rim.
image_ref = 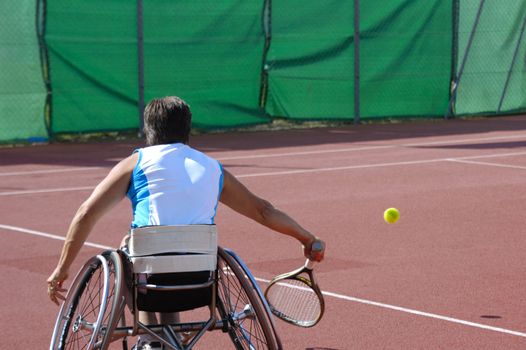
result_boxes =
[217,254,274,349]
[53,255,118,350]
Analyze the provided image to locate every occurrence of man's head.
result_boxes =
[143,96,192,146]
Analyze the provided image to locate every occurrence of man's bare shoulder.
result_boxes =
[109,152,139,177]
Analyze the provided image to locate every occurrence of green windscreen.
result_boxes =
[3,1,526,143]
[455,1,526,115]
[265,0,451,121]
[264,1,355,120]
[0,0,47,142]
[360,0,452,119]
[45,0,138,133]
[143,1,268,129]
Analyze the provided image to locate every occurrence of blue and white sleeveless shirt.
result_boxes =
[127,144,224,228]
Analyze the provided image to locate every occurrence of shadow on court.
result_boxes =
[1,115,525,167]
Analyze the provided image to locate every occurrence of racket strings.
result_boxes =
[266,278,321,323]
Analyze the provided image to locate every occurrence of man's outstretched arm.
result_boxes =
[47,153,137,304]
[219,169,325,261]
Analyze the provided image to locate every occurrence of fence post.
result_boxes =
[137,0,145,136]
[497,11,526,113]
[259,0,272,109]
[37,0,53,139]
[353,0,360,125]
[445,0,486,119]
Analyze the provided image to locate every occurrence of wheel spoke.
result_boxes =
[216,249,279,349]
[50,252,124,350]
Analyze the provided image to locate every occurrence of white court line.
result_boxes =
[0,167,102,177]
[255,277,526,338]
[236,150,526,178]
[1,223,525,339]
[403,133,526,147]
[316,291,526,338]
[0,186,94,196]
[2,133,525,177]
[446,159,526,170]
[216,145,393,161]
[0,224,110,250]
[453,150,526,160]
[2,150,526,196]
[216,134,526,161]
[236,159,444,178]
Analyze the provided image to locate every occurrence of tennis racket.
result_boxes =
[264,243,325,327]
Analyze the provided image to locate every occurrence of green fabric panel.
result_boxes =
[265,1,355,120]
[455,1,526,115]
[0,0,47,142]
[143,1,268,129]
[46,1,138,133]
[360,0,452,118]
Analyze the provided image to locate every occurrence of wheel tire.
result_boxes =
[50,251,125,350]
[216,247,280,350]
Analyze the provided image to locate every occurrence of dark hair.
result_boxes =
[143,96,192,146]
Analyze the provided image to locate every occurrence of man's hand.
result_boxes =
[303,238,325,262]
[47,268,69,306]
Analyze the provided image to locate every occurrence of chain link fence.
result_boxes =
[262,1,355,120]
[359,1,452,120]
[0,0,47,142]
[450,0,526,117]
[1,1,525,143]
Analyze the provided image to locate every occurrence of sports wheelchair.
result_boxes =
[50,225,282,349]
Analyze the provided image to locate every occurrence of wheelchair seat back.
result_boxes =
[128,225,217,313]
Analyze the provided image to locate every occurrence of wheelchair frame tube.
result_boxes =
[99,304,259,343]
[138,279,214,291]
[130,270,218,348]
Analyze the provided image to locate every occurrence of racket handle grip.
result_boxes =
[305,258,315,270]
[305,240,323,269]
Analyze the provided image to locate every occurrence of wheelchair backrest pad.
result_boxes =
[128,225,218,274]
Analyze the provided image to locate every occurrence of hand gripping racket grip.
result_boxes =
[306,240,324,269]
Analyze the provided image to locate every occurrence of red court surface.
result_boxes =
[1,116,526,349]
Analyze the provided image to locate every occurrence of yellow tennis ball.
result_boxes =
[384,208,400,224]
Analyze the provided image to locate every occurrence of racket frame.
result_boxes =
[264,259,325,327]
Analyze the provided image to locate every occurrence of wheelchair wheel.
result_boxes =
[50,251,125,350]
[217,247,281,350]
